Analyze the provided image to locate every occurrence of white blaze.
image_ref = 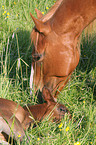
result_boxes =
[30,64,34,95]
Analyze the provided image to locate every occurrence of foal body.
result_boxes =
[0,87,70,143]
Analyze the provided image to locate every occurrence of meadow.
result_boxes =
[0,0,96,144]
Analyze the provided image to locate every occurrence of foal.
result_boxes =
[0,87,70,143]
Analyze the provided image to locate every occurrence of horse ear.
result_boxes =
[30,12,51,35]
[35,8,43,19]
[42,87,54,104]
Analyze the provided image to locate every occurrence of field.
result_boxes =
[0,0,96,144]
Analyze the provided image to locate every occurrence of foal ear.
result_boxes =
[42,87,54,104]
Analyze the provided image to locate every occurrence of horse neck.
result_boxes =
[50,0,96,36]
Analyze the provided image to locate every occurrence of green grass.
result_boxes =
[0,0,96,145]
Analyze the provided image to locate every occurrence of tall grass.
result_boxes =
[0,0,96,145]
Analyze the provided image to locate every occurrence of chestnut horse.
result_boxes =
[30,0,96,100]
[0,87,70,143]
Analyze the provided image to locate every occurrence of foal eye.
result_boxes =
[60,108,63,111]
[58,107,68,113]
[60,107,65,112]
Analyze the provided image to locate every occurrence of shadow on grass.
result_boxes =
[78,33,96,72]
[1,29,33,91]
[77,33,96,99]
